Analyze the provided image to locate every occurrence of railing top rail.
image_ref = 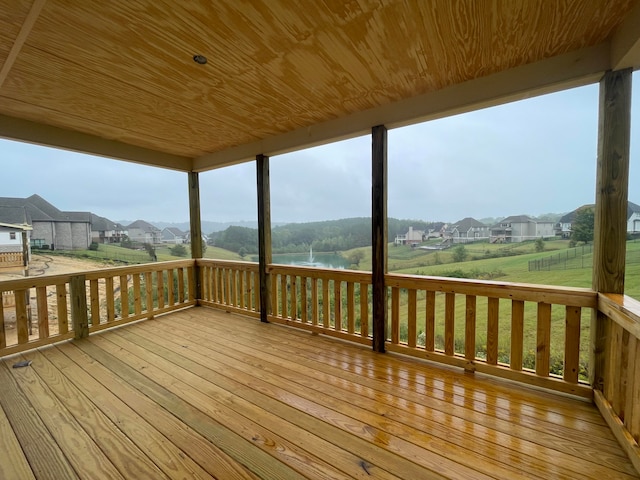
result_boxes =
[598,293,640,338]
[386,272,597,307]
[0,259,195,291]
[196,259,258,271]
[267,263,371,283]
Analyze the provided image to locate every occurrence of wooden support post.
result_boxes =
[372,125,388,353]
[188,171,203,301]
[591,68,632,389]
[257,154,272,323]
[70,275,88,340]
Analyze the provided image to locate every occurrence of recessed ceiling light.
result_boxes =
[193,54,207,65]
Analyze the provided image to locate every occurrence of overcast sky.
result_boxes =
[2,72,639,226]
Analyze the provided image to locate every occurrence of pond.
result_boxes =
[252,250,351,269]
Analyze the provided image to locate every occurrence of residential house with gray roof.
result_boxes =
[490,215,555,243]
[0,206,32,271]
[162,227,187,244]
[448,217,490,244]
[0,194,91,250]
[127,220,162,244]
[91,214,127,244]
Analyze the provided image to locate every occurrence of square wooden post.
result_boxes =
[591,68,632,389]
[257,154,272,323]
[70,274,88,339]
[188,171,203,301]
[372,125,388,353]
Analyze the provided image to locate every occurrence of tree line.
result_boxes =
[209,218,443,255]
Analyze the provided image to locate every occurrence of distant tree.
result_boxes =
[143,243,157,261]
[452,245,468,263]
[238,247,247,258]
[347,250,365,267]
[170,244,187,257]
[571,207,595,244]
[121,235,133,249]
[535,238,545,252]
[89,242,99,251]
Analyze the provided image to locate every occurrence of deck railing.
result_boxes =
[0,260,195,357]
[596,293,640,472]
[198,259,260,317]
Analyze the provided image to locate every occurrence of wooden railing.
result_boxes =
[596,293,640,473]
[197,259,260,317]
[0,260,195,357]
[0,251,24,268]
[385,273,596,398]
[267,264,372,345]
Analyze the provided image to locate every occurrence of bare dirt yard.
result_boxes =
[1,254,111,347]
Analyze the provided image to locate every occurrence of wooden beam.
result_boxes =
[256,154,272,323]
[193,43,610,172]
[611,1,640,71]
[0,114,192,172]
[188,171,203,301]
[591,68,632,388]
[0,0,46,89]
[371,125,387,353]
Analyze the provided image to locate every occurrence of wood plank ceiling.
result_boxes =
[0,0,639,172]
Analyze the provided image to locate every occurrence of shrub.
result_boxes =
[169,244,188,257]
[89,242,99,251]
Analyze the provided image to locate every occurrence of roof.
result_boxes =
[127,220,160,231]
[1,1,639,172]
[0,206,29,226]
[451,217,487,231]
[163,227,186,236]
[496,215,535,225]
[0,195,90,223]
[91,213,125,231]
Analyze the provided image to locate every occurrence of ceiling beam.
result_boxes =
[0,0,46,90]
[193,42,611,172]
[610,0,640,71]
[0,115,192,171]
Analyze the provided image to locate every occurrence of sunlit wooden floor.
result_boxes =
[1,307,637,480]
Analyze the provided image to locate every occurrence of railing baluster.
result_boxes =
[391,287,400,344]
[281,274,287,318]
[178,268,185,303]
[606,323,624,413]
[359,283,368,337]
[291,275,298,320]
[347,282,355,334]
[271,273,278,317]
[239,270,245,310]
[465,295,476,363]
[90,279,100,326]
[0,292,6,348]
[334,280,342,331]
[157,271,165,309]
[536,302,552,376]
[312,278,318,326]
[187,266,195,302]
[106,276,115,322]
[36,286,49,340]
[626,337,640,441]
[300,277,308,323]
[444,292,455,356]
[487,297,499,365]
[57,284,68,334]
[511,300,525,371]
[425,290,435,352]
[167,269,175,306]
[133,274,142,315]
[15,289,29,344]
[564,306,581,383]
[119,275,129,319]
[322,279,329,329]
[407,289,417,348]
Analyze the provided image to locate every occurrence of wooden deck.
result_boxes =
[0,307,637,480]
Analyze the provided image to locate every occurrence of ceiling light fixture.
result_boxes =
[193,54,207,65]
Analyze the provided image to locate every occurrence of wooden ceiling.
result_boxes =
[1,0,639,172]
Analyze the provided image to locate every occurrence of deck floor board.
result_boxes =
[1,307,638,479]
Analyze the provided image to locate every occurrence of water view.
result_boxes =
[253,248,350,269]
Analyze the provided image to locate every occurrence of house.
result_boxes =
[0,195,91,250]
[91,214,127,244]
[0,206,31,271]
[627,201,640,234]
[161,227,186,244]
[126,220,162,244]
[490,215,555,243]
[448,217,490,244]
[394,226,425,246]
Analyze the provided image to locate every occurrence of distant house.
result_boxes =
[162,227,186,244]
[394,226,425,246]
[0,206,32,271]
[448,217,490,244]
[627,201,640,234]
[91,214,127,244]
[490,215,555,243]
[0,194,91,250]
[126,220,162,244]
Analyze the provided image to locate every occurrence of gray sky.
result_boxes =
[2,73,639,226]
